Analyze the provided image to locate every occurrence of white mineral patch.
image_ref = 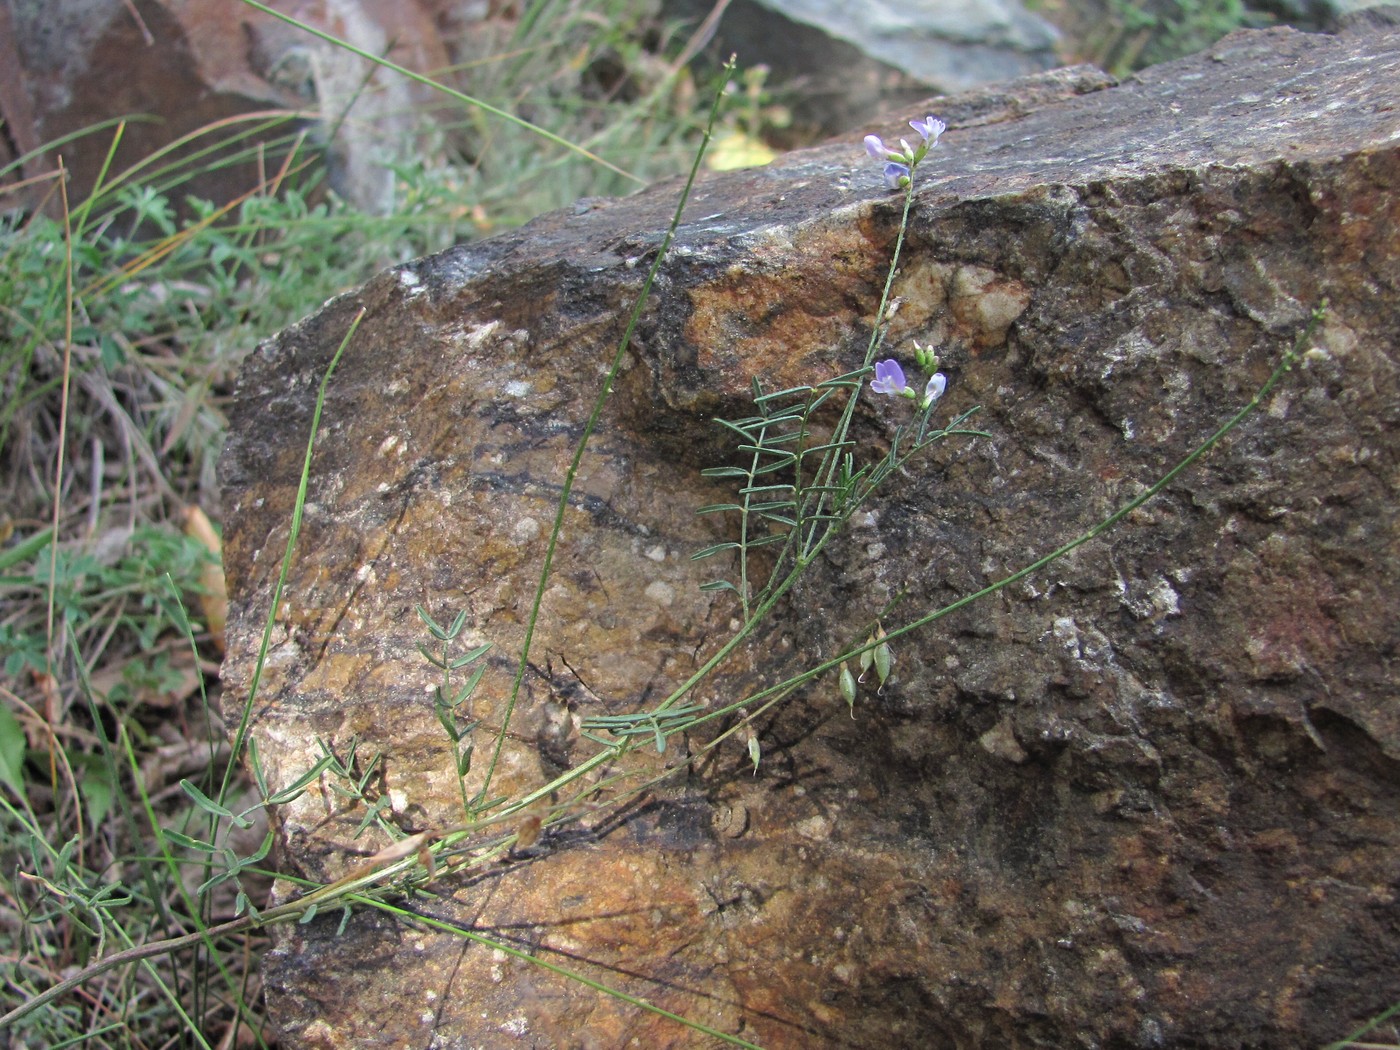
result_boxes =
[1053,616,1082,658]
[397,268,420,288]
[462,319,502,350]
[645,580,675,606]
[1149,577,1180,616]
[976,286,1029,336]
[513,517,540,542]
[796,814,832,840]
[644,543,667,562]
[504,379,531,398]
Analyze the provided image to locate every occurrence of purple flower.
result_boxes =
[864,134,895,160]
[921,373,947,408]
[909,115,946,145]
[870,359,910,396]
[863,115,946,192]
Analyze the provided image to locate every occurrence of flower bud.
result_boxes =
[914,340,939,373]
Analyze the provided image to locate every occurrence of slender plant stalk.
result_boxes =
[478,56,738,801]
[43,160,74,673]
[647,176,920,717]
[665,301,1328,739]
[368,895,768,1050]
[217,307,366,806]
[234,0,641,185]
[801,175,919,545]
[1324,997,1400,1050]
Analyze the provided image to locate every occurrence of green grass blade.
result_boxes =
[235,0,642,186]
[479,58,737,801]
[219,306,366,804]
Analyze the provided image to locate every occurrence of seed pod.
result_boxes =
[747,735,761,775]
[859,634,876,680]
[874,625,893,686]
[839,662,857,717]
[514,815,543,852]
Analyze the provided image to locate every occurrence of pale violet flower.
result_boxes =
[864,134,896,160]
[865,136,912,184]
[909,115,946,145]
[862,114,946,192]
[872,359,948,410]
[883,162,911,189]
[921,373,947,409]
[870,359,910,396]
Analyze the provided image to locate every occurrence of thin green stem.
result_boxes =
[478,57,737,800]
[365,896,768,1049]
[1325,996,1400,1050]
[234,0,641,185]
[801,177,917,557]
[219,307,366,805]
[673,301,1326,736]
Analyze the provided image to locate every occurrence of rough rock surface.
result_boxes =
[663,0,1061,136]
[221,27,1400,1050]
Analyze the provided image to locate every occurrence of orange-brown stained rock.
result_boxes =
[223,28,1400,1050]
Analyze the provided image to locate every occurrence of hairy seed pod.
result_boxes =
[874,626,893,685]
[514,815,543,852]
[839,662,857,716]
[859,634,876,678]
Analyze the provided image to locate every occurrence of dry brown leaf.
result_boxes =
[183,505,227,654]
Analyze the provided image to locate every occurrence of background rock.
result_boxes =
[1,0,453,213]
[1235,0,1397,31]
[663,0,1061,136]
[220,25,1400,1049]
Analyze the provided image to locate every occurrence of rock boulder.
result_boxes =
[221,26,1400,1049]
[663,0,1062,137]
